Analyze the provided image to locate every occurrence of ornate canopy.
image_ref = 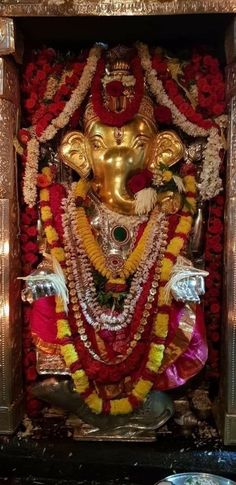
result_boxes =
[0,0,235,17]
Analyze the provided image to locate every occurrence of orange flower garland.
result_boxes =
[40,174,196,415]
[73,181,160,280]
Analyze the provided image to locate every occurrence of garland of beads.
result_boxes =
[62,196,168,335]
[62,206,168,370]
[40,175,196,415]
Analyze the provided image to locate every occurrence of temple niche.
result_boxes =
[19,40,225,432]
[0,4,236,483]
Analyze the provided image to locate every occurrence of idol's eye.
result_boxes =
[136,141,146,149]
[132,134,150,150]
[89,135,106,151]
[92,140,102,150]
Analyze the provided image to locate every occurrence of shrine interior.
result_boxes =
[16,14,232,51]
[0,9,236,485]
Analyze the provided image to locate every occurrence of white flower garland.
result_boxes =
[23,138,40,208]
[199,128,223,200]
[134,187,158,215]
[40,45,101,143]
[137,42,225,200]
[23,45,102,207]
[137,42,209,138]
[23,42,226,206]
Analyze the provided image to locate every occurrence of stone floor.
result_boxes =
[0,410,235,485]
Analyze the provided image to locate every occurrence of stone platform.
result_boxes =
[0,414,235,484]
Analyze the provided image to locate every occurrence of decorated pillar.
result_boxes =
[0,17,24,433]
[216,18,236,445]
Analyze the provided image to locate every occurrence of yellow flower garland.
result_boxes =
[145,174,196,378]
[74,180,157,280]
[40,174,196,415]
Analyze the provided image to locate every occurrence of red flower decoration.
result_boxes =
[25,93,38,111]
[204,188,225,380]
[26,226,38,237]
[37,173,52,188]
[154,105,172,125]
[24,253,38,264]
[106,80,124,97]
[23,241,38,253]
[92,56,144,127]
[18,129,31,145]
[127,168,153,195]
[152,55,168,79]
[180,163,196,177]
[105,282,128,293]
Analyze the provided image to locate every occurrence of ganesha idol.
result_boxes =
[20,44,220,434]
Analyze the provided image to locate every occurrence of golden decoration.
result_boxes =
[59,131,91,179]
[0,1,236,16]
[0,18,15,56]
[157,191,182,214]
[148,131,184,169]
[60,117,183,215]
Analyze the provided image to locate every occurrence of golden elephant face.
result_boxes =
[59,115,184,215]
[86,116,156,214]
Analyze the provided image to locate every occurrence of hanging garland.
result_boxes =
[91,55,144,127]
[22,45,102,208]
[136,42,225,201]
[19,187,42,416]
[204,192,225,379]
[39,175,196,415]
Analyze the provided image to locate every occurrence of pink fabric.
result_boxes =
[154,304,208,390]
[30,295,208,389]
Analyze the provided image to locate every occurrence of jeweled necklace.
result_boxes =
[90,194,148,259]
[72,180,159,281]
[62,218,167,365]
[90,191,148,229]
[39,173,196,415]
[62,191,168,336]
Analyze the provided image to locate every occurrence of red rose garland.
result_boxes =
[163,78,213,130]
[204,193,225,379]
[91,55,144,127]
[184,52,226,118]
[151,51,225,128]
[22,48,58,126]
[20,200,42,416]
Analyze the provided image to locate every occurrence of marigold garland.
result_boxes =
[74,199,158,280]
[40,174,196,415]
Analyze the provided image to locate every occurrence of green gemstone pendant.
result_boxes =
[111,225,130,245]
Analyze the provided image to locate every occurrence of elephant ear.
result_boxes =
[59,131,91,178]
[149,131,184,170]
